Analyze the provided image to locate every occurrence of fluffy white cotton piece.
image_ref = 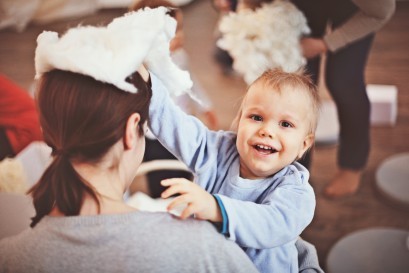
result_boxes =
[35,7,192,94]
[217,0,310,85]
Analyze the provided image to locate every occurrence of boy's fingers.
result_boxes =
[160,179,177,186]
[161,178,190,186]
[167,195,190,211]
[161,183,189,199]
[180,204,196,220]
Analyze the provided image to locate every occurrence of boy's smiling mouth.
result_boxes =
[253,144,277,155]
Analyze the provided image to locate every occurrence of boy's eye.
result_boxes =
[250,115,263,122]
[280,121,293,128]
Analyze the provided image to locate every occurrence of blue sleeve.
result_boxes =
[213,194,228,234]
[149,75,221,187]
[217,174,316,249]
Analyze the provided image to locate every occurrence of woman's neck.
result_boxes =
[48,157,136,217]
[73,160,128,201]
[77,162,135,215]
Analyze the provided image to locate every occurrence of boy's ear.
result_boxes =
[124,113,141,150]
[298,133,315,159]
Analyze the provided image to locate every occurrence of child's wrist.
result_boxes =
[212,195,228,234]
[210,196,223,222]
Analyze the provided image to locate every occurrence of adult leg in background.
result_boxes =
[324,34,374,198]
[323,0,375,198]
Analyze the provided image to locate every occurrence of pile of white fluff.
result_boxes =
[0,158,27,194]
[217,0,310,85]
[35,7,192,95]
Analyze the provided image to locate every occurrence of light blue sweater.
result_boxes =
[149,75,316,273]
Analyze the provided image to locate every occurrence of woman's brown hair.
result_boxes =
[131,0,177,12]
[130,0,181,24]
[28,70,152,227]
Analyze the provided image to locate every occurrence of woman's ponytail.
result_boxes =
[28,154,99,227]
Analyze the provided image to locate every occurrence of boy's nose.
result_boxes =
[259,128,273,139]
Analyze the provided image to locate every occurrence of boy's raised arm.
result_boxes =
[148,74,220,175]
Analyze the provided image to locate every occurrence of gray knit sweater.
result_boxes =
[0,211,258,273]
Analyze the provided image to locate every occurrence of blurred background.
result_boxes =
[0,0,408,271]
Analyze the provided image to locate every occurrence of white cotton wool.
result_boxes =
[217,0,310,84]
[35,7,192,95]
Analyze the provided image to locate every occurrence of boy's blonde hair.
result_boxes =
[231,68,320,134]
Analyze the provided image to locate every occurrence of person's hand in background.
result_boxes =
[212,0,235,12]
[300,37,328,59]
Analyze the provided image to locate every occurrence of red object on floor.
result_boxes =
[0,75,43,155]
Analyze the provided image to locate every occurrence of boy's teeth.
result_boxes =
[257,145,271,150]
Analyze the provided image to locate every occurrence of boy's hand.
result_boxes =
[161,178,222,222]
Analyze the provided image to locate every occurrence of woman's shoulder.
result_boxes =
[0,227,36,264]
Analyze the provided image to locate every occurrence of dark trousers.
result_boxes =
[293,0,373,170]
[0,127,14,160]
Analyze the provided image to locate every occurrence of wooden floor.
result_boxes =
[1,0,408,270]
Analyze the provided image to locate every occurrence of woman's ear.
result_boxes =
[124,113,141,150]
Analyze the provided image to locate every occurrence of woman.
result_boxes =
[0,67,259,272]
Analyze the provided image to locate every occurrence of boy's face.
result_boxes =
[236,81,314,179]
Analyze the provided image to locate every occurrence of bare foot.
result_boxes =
[324,169,362,199]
